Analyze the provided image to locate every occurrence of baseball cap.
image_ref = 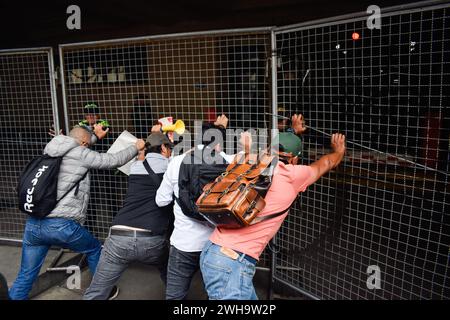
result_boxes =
[146,132,173,148]
[272,132,303,157]
[84,102,100,114]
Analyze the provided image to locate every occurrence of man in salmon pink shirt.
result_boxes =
[199,114,346,300]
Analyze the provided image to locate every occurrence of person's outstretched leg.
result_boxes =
[83,235,130,300]
[165,245,200,300]
[9,219,49,300]
[49,219,102,274]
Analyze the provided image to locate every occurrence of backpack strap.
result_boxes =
[143,159,163,184]
[222,152,247,175]
[51,144,94,205]
[55,169,89,205]
[197,153,240,204]
[249,200,295,225]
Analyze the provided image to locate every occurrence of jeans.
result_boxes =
[9,217,102,300]
[83,232,169,300]
[200,241,258,300]
[165,245,201,300]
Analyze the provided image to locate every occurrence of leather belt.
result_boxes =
[110,228,153,237]
[239,252,257,265]
[220,246,257,265]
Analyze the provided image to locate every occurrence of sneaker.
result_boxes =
[108,286,119,300]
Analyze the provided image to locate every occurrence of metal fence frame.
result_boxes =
[57,27,276,266]
[0,47,60,133]
[0,0,449,300]
[0,47,59,242]
[272,0,450,300]
[58,26,275,133]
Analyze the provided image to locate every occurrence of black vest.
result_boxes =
[112,162,172,235]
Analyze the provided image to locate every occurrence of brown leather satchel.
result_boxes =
[196,152,288,228]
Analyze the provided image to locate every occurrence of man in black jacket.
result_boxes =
[83,132,173,300]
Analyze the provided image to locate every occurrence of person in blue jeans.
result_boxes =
[200,241,258,300]
[10,217,102,299]
[9,125,145,300]
[200,128,346,300]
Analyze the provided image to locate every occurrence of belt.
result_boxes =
[110,228,153,237]
[239,252,257,265]
[219,246,257,265]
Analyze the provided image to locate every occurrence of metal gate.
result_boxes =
[272,1,450,299]
[1,1,449,301]
[58,28,274,251]
[0,47,60,241]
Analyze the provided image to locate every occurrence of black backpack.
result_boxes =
[18,153,88,218]
[177,148,228,221]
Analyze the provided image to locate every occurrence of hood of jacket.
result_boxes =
[44,135,80,157]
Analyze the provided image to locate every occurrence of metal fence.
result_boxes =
[273,2,450,299]
[0,48,59,241]
[0,48,59,240]
[58,29,273,247]
[0,1,449,300]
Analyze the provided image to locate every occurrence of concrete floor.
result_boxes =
[34,263,209,300]
[0,244,60,287]
[1,244,271,300]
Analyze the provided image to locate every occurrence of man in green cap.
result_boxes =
[80,102,101,128]
[200,114,346,300]
[49,102,110,146]
[77,102,111,146]
[277,106,307,160]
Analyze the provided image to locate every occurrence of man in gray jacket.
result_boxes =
[9,125,145,300]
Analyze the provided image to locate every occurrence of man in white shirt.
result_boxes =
[156,115,232,300]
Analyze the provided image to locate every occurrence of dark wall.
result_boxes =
[0,0,415,50]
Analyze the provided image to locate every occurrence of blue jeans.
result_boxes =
[200,241,258,300]
[84,233,169,300]
[9,217,102,300]
[165,245,201,300]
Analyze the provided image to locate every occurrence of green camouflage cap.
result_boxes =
[84,102,100,113]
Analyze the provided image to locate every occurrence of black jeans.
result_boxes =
[165,245,201,300]
[83,233,169,300]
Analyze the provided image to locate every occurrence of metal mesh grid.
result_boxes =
[274,5,450,299]
[59,31,273,267]
[0,48,58,241]
[2,4,447,300]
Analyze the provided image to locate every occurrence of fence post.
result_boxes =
[269,29,279,301]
